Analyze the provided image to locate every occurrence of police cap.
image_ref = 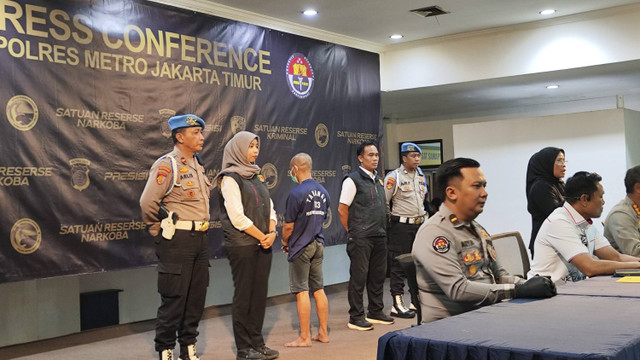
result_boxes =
[401,142,422,155]
[168,114,205,131]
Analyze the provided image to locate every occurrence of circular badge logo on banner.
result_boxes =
[285,53,315,99]
[159,109,176,138]
[261,163,278,189]
[11,218,42,254]
[322,207,332,229]
[6,95,39,131]
[315,123,329,148]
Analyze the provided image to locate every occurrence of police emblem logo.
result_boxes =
[261,163,278,189]
[186,116,197,126]
[180,166,189,173]
[156,172,167,185]
[407,145,415,151]
[186,181,195,186]
[285,53,315,99]
[11,218,42,254]
[6,95,39,131]
[230,116,246,135]
[432,236,450,253]
[463,252,474,263]
[468,264,478,275]
[322,207,332,229]
[386,177,396,190]
[69,158,91,191]
[159,109,176,138]
[315,123,329,147]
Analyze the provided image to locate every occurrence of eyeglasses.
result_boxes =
[555,160,568,165]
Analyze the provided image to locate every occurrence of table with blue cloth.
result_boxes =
[378,276,640,360]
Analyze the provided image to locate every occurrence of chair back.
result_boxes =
[395,253,421,326]
[490,231,530,278]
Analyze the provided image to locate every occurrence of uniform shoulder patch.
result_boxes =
[432,236,450,254]
[158,166,172,173]
[386,177,396,190]
[156,172,167,185]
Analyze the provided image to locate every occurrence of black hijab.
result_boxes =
[525,146,564,195]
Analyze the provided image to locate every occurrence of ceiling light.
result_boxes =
[546,85,559,89]
[390,34,403,40]
[302,9,317,16]
[539,9,556,15]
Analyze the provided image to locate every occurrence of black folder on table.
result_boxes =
[613,269,640,277]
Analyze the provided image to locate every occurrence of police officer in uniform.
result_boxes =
[383,142,427,318]
[412,158,556,323]
[140,114,211,360]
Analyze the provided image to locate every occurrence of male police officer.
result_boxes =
[383,142,427,318]
[140,114,211,360]
[412,158,556,323]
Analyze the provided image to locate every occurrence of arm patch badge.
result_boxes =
[386,177,396,190]
[433,236,450,253]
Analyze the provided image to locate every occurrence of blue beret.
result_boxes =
[401,142,422,154]
[168,114,205,131]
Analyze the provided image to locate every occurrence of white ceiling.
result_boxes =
[207,0,640,120]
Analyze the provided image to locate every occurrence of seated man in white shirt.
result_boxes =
[528,171,640,284]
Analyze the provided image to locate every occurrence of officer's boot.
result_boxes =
[390,294,416,318]
[159,349,174,360]
[179,344,201,360]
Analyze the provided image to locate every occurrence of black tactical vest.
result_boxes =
[346,168,387,238]
[218,172,271,247]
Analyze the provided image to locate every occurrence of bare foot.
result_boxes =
[312,334,330,343]
[284,337,312,347]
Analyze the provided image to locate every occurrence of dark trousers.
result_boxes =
[388,221,420,296]
[226,245,272,351]
[346,235,387,320]
[155,230,210,352]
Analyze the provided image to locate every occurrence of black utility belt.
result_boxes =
[391,215,425,225]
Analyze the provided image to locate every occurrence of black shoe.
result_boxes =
[236,348,265,360]
[347,318,374,331]
[366,312,395,325]
[390,294,416,319]
[255,345,279,360]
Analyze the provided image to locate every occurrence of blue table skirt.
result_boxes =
[378,295,640,360]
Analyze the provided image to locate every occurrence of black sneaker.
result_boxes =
[366,312,395,325]
[236,348,265,360]
[347,318,374,331]
[255,345,279,360]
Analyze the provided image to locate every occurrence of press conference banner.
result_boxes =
[0,0,381,283]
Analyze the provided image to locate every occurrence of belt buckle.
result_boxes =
[199,221,209,231]
[415,216,424,225]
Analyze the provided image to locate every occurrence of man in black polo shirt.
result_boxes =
[338,141,394,331]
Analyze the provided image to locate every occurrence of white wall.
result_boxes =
[381,4,640,91]
[624,109,640,168]
[452,109,627,244]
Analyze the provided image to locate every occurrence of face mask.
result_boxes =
[289,166,298,184]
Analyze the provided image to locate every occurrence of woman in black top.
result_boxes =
[526,147,566,258]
